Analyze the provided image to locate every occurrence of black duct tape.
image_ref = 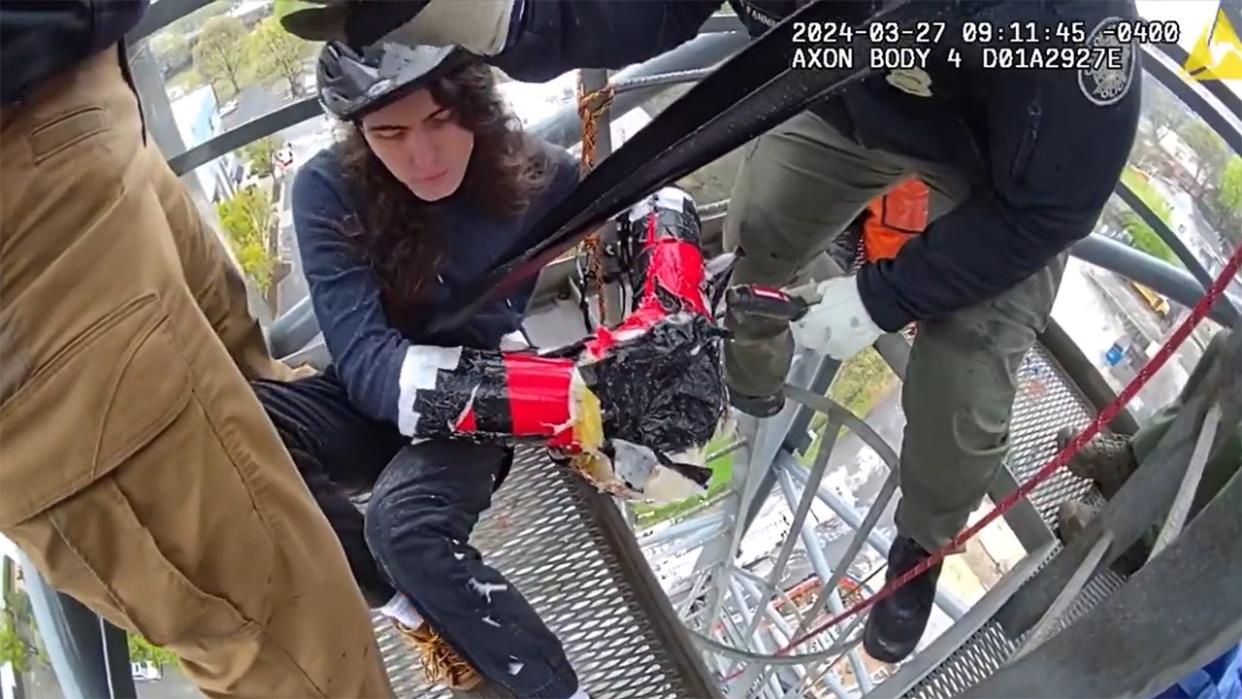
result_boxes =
[411,349,514,441]
[579,314,726,454]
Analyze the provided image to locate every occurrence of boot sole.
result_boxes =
[862,614,918,664]
[727,392,784,418]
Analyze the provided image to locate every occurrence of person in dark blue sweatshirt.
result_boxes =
[252,43,586,698]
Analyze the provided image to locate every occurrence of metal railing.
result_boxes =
[16,3,1241,698]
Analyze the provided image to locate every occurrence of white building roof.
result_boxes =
[169,85,216,149]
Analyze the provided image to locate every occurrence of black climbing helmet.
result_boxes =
[316,41,471,120]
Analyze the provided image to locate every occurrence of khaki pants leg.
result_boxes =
[0,48,391,698]
[143,144,289,382]
[721,111,969,397]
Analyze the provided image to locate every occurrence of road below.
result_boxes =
[274,115,335,318]
[1055,258,1191,421]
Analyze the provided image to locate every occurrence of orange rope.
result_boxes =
[576,76,616,326]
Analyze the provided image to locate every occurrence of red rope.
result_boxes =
[725,243,1242,681]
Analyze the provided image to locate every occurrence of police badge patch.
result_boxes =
[1079,17,1137,106]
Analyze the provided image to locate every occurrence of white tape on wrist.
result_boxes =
[396,344,463,437]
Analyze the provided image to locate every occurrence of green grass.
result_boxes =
[1119,166,1185,269]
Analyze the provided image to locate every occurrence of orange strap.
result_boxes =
[862,178,930,262]
[576,78,616,324]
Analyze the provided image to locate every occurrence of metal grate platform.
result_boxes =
[896,342,1129,698]
[902,567,1126,699]
[372,448,718,698]
[1006,344,1101,527]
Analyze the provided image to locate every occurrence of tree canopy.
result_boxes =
[193,16,248,98]
[216,185,277,293]
[249,16,315,97]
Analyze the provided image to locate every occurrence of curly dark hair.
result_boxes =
[337,60,552,326]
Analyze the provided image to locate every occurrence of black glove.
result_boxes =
[282,1,429,48]
[282,0,515,57]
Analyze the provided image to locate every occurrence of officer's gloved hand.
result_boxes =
[282,0,518,56]
[790,276,883,360]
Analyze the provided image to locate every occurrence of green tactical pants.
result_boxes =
[723,111,1067,552]
[1132,329,1241,522]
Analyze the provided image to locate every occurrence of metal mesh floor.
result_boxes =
[372,448,710,698]
[898,343,1129,698]
[902,568,1126,699]
[1006,344,1101,527]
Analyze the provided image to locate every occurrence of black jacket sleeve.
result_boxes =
[490,1,719,82]
[857,59,1141,331]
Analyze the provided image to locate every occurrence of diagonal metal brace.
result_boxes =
[997,392,1212,636]
[966,467,1242,698]
[998,335,1234,636]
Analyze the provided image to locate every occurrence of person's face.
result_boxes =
[360,87,474,201]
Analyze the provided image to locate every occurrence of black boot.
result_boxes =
[863,536,941,663]
[727,385,785,418]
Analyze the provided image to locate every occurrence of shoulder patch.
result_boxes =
[1079,17,1137,107]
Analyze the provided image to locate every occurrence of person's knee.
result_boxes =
[908,387,1011,472]
[724,162,810,281]
[904,341,1015,470]
[724,199,803,285]
[364,483,422,554]
[364,483,458,588]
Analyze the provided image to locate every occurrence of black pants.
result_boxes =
[253,369,578,698]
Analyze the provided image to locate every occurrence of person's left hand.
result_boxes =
[790,276,883,360]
